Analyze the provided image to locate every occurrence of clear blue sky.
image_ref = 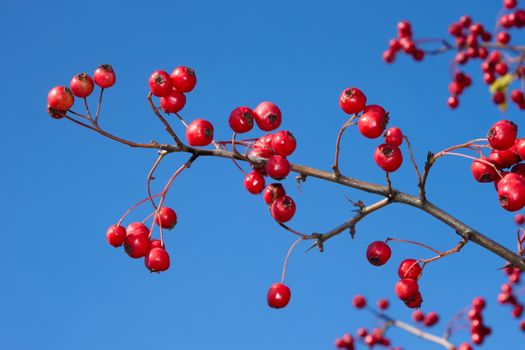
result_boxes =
[1,1,523,349]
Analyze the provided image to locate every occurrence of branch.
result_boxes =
[383,318,455,350]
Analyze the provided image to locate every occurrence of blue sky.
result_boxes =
[1,1,524,349]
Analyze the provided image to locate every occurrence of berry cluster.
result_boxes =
[465,297,491,346]
[106,206,177,273]
[411,310,439,327]
[499,266,524,319]
[47,64,116,118]
[339,88,404,173]
[383,21,424,63]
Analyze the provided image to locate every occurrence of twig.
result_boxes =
[147,150,168,209]
[332,115,358,176]
[146,92,184,147]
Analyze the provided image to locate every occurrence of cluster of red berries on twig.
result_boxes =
[411,310,439,327]
[383,21,424,63]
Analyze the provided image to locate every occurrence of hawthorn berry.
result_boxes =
[511,89,525,104]
[374,144,403,172]
[270,195,296,222]
[150,239,164,249]
[160,89,186,113]
[366,241,392,266]
[124,234,151,258]
[271,130,297,157]
[48,86,74,111]
[504,0,517,9]
[145,247,170,272]
[363,104,386,117]
[244,171,266,194]
[397,20,412,37]
[170,66,197,93]
[384,127,403,147]
[229,106,254,134]
[458,343,473,350]
[497,31,511,44]
[339,88,367,115]
[398,259,422,280]
[423,312,439,327]
[267,283,291,309]
[395,279,419,301]
[472,297,486,310]
[47,105,66,119]
[487,120,518,150]
[352,295,366,309]
[265,155,290,180]
[186,119,214,146]
[470,157,498,182]
[70,73,94,98]
[126,222,150,237]
[412,310,424,322]
[263,183,286,205]
[93,64,116,88]
[383,49,396,63]
[377,299,389,310]
[253,102,282,131]
[154,206,177,229]
[448,96,459,108]
[358,111,388,139]
[149,70,173,97]
[106,224,127,247]
[404,292,423,308]
[514,213,525,225]
[497,173,525,211]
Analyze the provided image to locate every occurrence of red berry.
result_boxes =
[472,297,486,310]
[471,157,498,182]
[487,120,518,150]
[448,96,459,108]
[160,89,186,113]
[170,66,197,93]
[352,295,366,309]
[265,155,290,180]
[358,111,389,139]
[363,105,386,117]
[495,62,508,75]
[126,222,150,237]
[383,49,396,63]
[404,292,423,308]
[144,247,170,272]
[458,343,473,350]
[244,171,266,194]
[148,70,173,97]
[228,106,254,134]
[398,259,422,280]
[497,31,511,44]
[124,234,151,258]
[384,127,403,146]
[514,213,525,225]
[267,283,291,309]
[513,304,524,317]
[263,183,286,205]
[511,89,525,103]
[186,119,214,146]
[150,239,164,249]
[48,86,74,110]
[154,207,177,229]
[377,299,389,310]
[504,0,517,9]
[397,21,412,37]
[389,39,401,51]
[357,328,368,337]
[270,195,296,223]
[70,73,94,98]
[497,173,525,211]
[449,81,463,95]
[256,133,274,149]
[460,16,472,28]
[412,50,425,61]
[517,139,525,160]
[423,312,439,327]
[253,102,282,131]
[93,64,116,88]
[339,88,367,115]
[47,104,67,119]
[106,224,126,247]
[366,241,392,266]
[395,279,419,301]
[271,130,297,156]
[520,320,525,331]
[374,144,403,172]
[412,310,424,322]
[483,72,495,84]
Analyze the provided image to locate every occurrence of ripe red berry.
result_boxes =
[497,31,511,44]
[448,96,459,108]
[106,224,127,247]
[93,64,116,88]
[124,234,151,258]
[48,86,74,111]
[270,195,296,222]
[495,62,508,75]
[244,171,266,194]
[472,297,486,310]
[271,130,297,157]
[515,213,525,225]
[504,0,517,9]
[520,320,525,331]
[267,283,291,309]
[513,304,524,317]
[186,119,214,146]
[471,157,498,182]
[497,173,525,211]
[366,241,392,266]
[70,73,94,98]
[352,295,367,309]
[154,207,177,229]
[363,105,386,117]
[517,139,525,160]
[253,102,282,131]
[458,343,473,350]
[149,70,173,97]
[145,247,170,272]
[170,66,197,93]
[377,299,389,310]
[150,239,164,249]
[395,279,419,301]
[488,120,518,150]
[358,111,389,139]
[126,222,150,237]
[412,310,425,322]
[265,155,290,180]
[374,144,403,172]
[404,292,423,308]
[47,105,66,119]
[263,183,286,205]
[160,89,186,113]
[384,127,403,146]
[397,21,412,37]
[256,133,275,149]
[511,89,525,104]
[228,106,254,134]
[423,312,439,327]
[383,49,396,63]
[398,259,422,280]
[339,88,367,115]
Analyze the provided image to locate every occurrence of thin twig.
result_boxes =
[332,115,358,176]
